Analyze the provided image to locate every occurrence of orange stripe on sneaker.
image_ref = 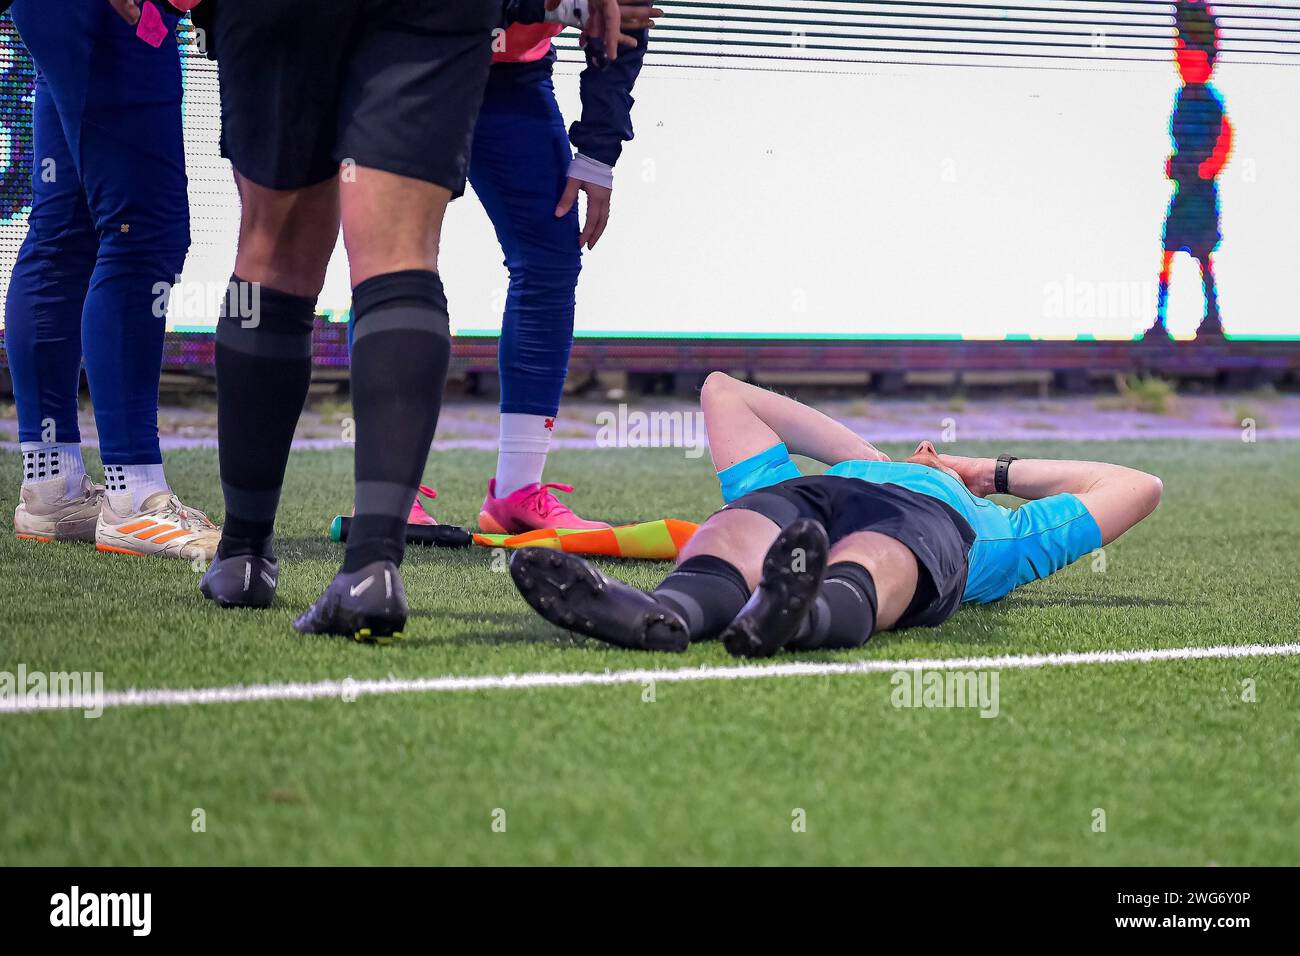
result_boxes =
[150,528,191,544]
[97,544,144,556]
[134,524,175,540]
[118,520,156,534]
[16,533,53,543]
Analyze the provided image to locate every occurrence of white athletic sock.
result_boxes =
[494,412,555,497]
[104,463,170,512]
[20,442,85,491]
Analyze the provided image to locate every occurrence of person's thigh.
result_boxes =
[16,0,189,253]
[822,482,972,630]
[706,476,838,586]
[9,0,95,100]
[8,0,92,254]
[17,76,97,258]
[76,18,189,259]
[8,1,170,250]
[678,509,782,590]
[826,531,920,632]
[470,73,580,264]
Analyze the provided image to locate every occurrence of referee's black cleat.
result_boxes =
[200,552,279,609]
[510,548,689,652]
[292,560,407,644]
[721,518,829,659]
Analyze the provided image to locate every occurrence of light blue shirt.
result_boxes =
[717,443,1102,604]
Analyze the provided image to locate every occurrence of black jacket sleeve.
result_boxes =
[567,27,647,168]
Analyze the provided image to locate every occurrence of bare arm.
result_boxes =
[700,372,888,472]
[940,453,1162,546]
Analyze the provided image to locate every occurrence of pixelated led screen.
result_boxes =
[1,2,1298,341]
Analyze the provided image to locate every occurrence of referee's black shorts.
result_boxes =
[209,0,498,193]
[720,476,977,630]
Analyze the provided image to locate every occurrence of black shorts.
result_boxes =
[720,476,976,630]
[210,0,498,192]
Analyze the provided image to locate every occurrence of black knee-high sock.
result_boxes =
[216,277,315,559]
[789,562,879,650]
[343,270,451,572]
[652,555,751,642]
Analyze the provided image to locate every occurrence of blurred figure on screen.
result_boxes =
[1146,0,1231,340]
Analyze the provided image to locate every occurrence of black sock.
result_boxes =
[342,270,451,572]
[790,562,879,650]
[215,277,314,559]
[652,555,751,642]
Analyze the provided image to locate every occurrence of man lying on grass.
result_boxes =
[509,372,1163,657]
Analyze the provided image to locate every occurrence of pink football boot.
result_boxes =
[407,485,441,526]
[478,479,611,534]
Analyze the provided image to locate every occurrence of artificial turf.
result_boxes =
[1,439,1297,865]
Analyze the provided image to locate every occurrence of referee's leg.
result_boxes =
[291,5,496,637]
[335,168,456,575]
[211,174,338,561]
[327,6,497,584]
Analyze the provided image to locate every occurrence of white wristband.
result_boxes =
[567,153,614,189]
[564,152,613,187]
[544,0,587,29]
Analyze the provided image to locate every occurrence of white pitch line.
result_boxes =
[2,642,1298,715]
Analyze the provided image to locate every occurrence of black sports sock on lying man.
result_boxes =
[789,561,879,649]
[652,554,751,641]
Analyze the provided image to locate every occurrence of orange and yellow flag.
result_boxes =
[473,518,698,561]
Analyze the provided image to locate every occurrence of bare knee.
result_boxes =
[701,370,737,397]
[235,173,339,297]
[678,508,778,590]
[700,370,739,415]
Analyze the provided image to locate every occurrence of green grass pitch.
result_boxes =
[1,439,1297,865]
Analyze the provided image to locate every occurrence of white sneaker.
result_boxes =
[14,474,104,543]
[96,490,221,562]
